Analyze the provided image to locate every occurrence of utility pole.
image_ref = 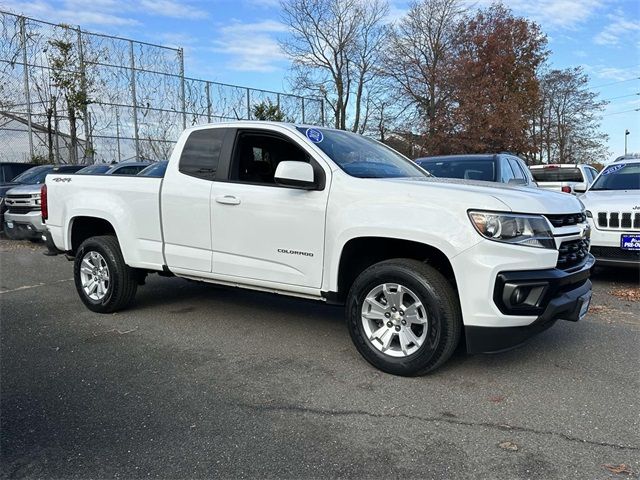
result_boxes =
[625,129,630,155]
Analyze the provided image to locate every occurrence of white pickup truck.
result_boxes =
[43,122,594,376]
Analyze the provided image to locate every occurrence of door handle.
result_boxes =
[215,195,241,205]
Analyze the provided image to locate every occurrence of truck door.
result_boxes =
[210,129,330,288]
[161,127,233,272]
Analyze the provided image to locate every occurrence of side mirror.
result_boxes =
[274,161,317,189]
[573,182,588,193]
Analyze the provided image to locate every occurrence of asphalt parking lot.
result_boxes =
[1,238,638,479]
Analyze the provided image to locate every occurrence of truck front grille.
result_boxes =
[557,238,590,270]
[597,211,640,230]
[7,206,37,215]
[544,212,586,227]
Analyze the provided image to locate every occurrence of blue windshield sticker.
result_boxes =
[306,128,324,143]
[602,164,625,175]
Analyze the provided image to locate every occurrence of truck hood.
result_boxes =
[379,177,584,214]
[579,189,640,211]
[5,184,40,195]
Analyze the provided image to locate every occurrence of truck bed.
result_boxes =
[45,174,165,270]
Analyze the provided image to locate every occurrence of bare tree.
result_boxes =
[380,0,464,152]
[530,67,609,164]
[280,0,388,131]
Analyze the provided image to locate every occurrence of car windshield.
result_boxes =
[417,157,496,181]
[297,127,428,179]
[531,167,582,182]
[77,164,111,174]
[137,161,168,177]
[10,165,53,184]
[590,163,640,191]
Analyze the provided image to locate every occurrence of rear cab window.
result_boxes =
[179,128,228,180]
[531,167,583,182]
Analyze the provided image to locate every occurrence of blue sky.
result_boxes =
[2,0,639,160]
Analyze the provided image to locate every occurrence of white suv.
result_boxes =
[576,159,640,268]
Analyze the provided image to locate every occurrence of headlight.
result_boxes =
[468,211,555,249]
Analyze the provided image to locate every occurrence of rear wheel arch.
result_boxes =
[69,216,117,255]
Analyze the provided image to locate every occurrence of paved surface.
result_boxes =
[1,239,639,479]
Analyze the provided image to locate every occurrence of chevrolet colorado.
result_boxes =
[43,122,594,375]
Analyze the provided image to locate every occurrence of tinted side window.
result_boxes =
[230,132,308,185]
[179,128,226,180]
[113,166,143,175]
[507,158,525,180]
[500,158,515,182]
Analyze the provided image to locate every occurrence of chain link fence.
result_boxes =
[0,11,325,164]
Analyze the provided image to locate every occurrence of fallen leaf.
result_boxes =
[498,441,518,451]
[609,288,640,302]
[489,395,505,403]
[602,463,633,475]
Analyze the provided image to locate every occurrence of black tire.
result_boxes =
[74,235,138,313]
[346,259,462,376]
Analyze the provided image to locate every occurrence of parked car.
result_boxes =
[76,164,112,175]
[137,161,168,177]
[106,161,152,175]
[77,161,152,176]
[415,154,536,186]
[43,122,593,376]
[0,162,35,184]
[529,164,599,194]
[0,162,36,228]
[3,164,84,240]
[575,159,640,268]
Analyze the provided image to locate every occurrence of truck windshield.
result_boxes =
[416,157,496,181]
[531,167,582,182]
[10,165,53,184]
[297,127,429,179]
[590,163,640,191]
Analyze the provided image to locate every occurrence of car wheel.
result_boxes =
[346,259,462,376]
[74,235,138,313]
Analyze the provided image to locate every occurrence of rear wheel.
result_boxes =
[346,259,461,376]
[74,235,137,313]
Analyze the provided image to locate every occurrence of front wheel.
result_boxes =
[346,259,462,376]
[74,235,138,313]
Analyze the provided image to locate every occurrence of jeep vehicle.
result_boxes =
[43,122,594,376]
[575,159,640,268]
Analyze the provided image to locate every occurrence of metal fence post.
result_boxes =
[52,95,60,163]
[19,16,34,159]
[129,40,140,159]
[77,26,92,163]
[205,81,212,122]
[178,48,186,128]
[320,99,325,126]
[246,88,251,120]
[115,106,121,162]
[301,97,305,124]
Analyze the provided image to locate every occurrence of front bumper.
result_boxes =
[4,210,46,239]
[587,219,639,268]
[465,254,594,353]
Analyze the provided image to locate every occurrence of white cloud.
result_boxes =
[463,0,605,29]
[138,0,209,20]
[0,0,139,26]
[594,12,640,46]
[211,20,288,72]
